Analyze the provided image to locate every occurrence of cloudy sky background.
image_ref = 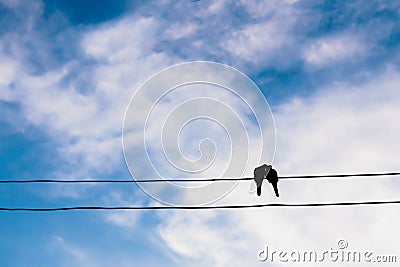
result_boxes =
[1,0,400,266]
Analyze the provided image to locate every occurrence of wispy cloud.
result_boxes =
[302,34,368,67]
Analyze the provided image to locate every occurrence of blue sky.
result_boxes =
[1,0,400,266]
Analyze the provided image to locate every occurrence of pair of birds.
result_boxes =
[253,164,279,197]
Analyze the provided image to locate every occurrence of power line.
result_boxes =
[0,172,400,183]
[1,200,400,212]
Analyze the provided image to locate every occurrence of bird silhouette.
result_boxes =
[253,164,279,197]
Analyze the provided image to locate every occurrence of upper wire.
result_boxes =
[0,172,399,183]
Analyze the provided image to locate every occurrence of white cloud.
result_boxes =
[54,236,98,267]
[105,211,140,228]
[102,192,143,229]
[165,23,198,40]
[225,21,289,62]
[159,210,252,267]
[206,0,227,14]
[239,0,298,18]
[0,55,18,86]
[53,236,144,267]
[0,55,19,101]
[224,1,298,66]
[303,34,367,67]
[82,17,158,64]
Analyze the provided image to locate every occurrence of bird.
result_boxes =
[253,164,279,197]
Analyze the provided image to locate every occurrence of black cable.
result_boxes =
[280,172,400,179]
[1,200,400,211]
[0,172,400,183]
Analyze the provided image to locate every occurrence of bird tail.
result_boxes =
[272,183,279,197]
[257,186,262,196]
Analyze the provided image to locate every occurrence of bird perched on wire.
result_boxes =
[253,164,279,197]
